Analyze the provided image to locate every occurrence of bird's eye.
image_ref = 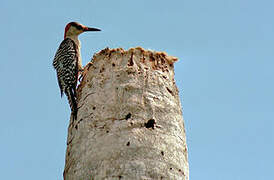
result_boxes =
[76,25,82,30]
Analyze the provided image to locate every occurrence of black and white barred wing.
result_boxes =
[52,38,78,119]
[53,38,78,97]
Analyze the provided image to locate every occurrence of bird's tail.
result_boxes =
[65,88,77,120]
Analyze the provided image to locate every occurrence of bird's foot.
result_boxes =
[78,68,84,82]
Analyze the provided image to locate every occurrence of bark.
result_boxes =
[63,47,189,180]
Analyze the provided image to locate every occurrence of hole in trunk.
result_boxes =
[145,119,156,129]
[125,113,131,120]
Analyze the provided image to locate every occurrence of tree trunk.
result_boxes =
[63,47,189,180]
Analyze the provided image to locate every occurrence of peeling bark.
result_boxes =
[63,47,189,180]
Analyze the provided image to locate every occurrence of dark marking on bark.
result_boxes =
[74,119,83,130]
[145,119,156,129]
[126,141,130,146]
[150,54,155,61]
[161,151,164,156]
[128,53,134,66]
[67,138,73,145]
[100,67,105,73]
[166,87,174,96]
[125,113,131,120]
[178,169,185,176]
[141,55,145,63]
[118,175,122,179]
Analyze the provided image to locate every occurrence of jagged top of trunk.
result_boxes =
[95,47,178,65]
[78,47,179,93]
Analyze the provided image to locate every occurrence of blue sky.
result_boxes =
[1,0,273,179]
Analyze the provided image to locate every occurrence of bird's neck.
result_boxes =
[65,35,83,69]
[66,35,81,48]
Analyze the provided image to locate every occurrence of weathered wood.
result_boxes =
[63,47,189,180]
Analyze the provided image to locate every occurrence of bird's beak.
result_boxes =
[83,26,101,32]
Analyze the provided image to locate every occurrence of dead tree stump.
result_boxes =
[63,47,189,180]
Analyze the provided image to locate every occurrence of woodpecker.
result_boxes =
[53,22,101,120]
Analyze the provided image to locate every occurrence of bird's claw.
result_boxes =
[78,68,84,82]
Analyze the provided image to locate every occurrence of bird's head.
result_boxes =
[64,22,101,39]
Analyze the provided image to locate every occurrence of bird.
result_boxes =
[53,22,101,120]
